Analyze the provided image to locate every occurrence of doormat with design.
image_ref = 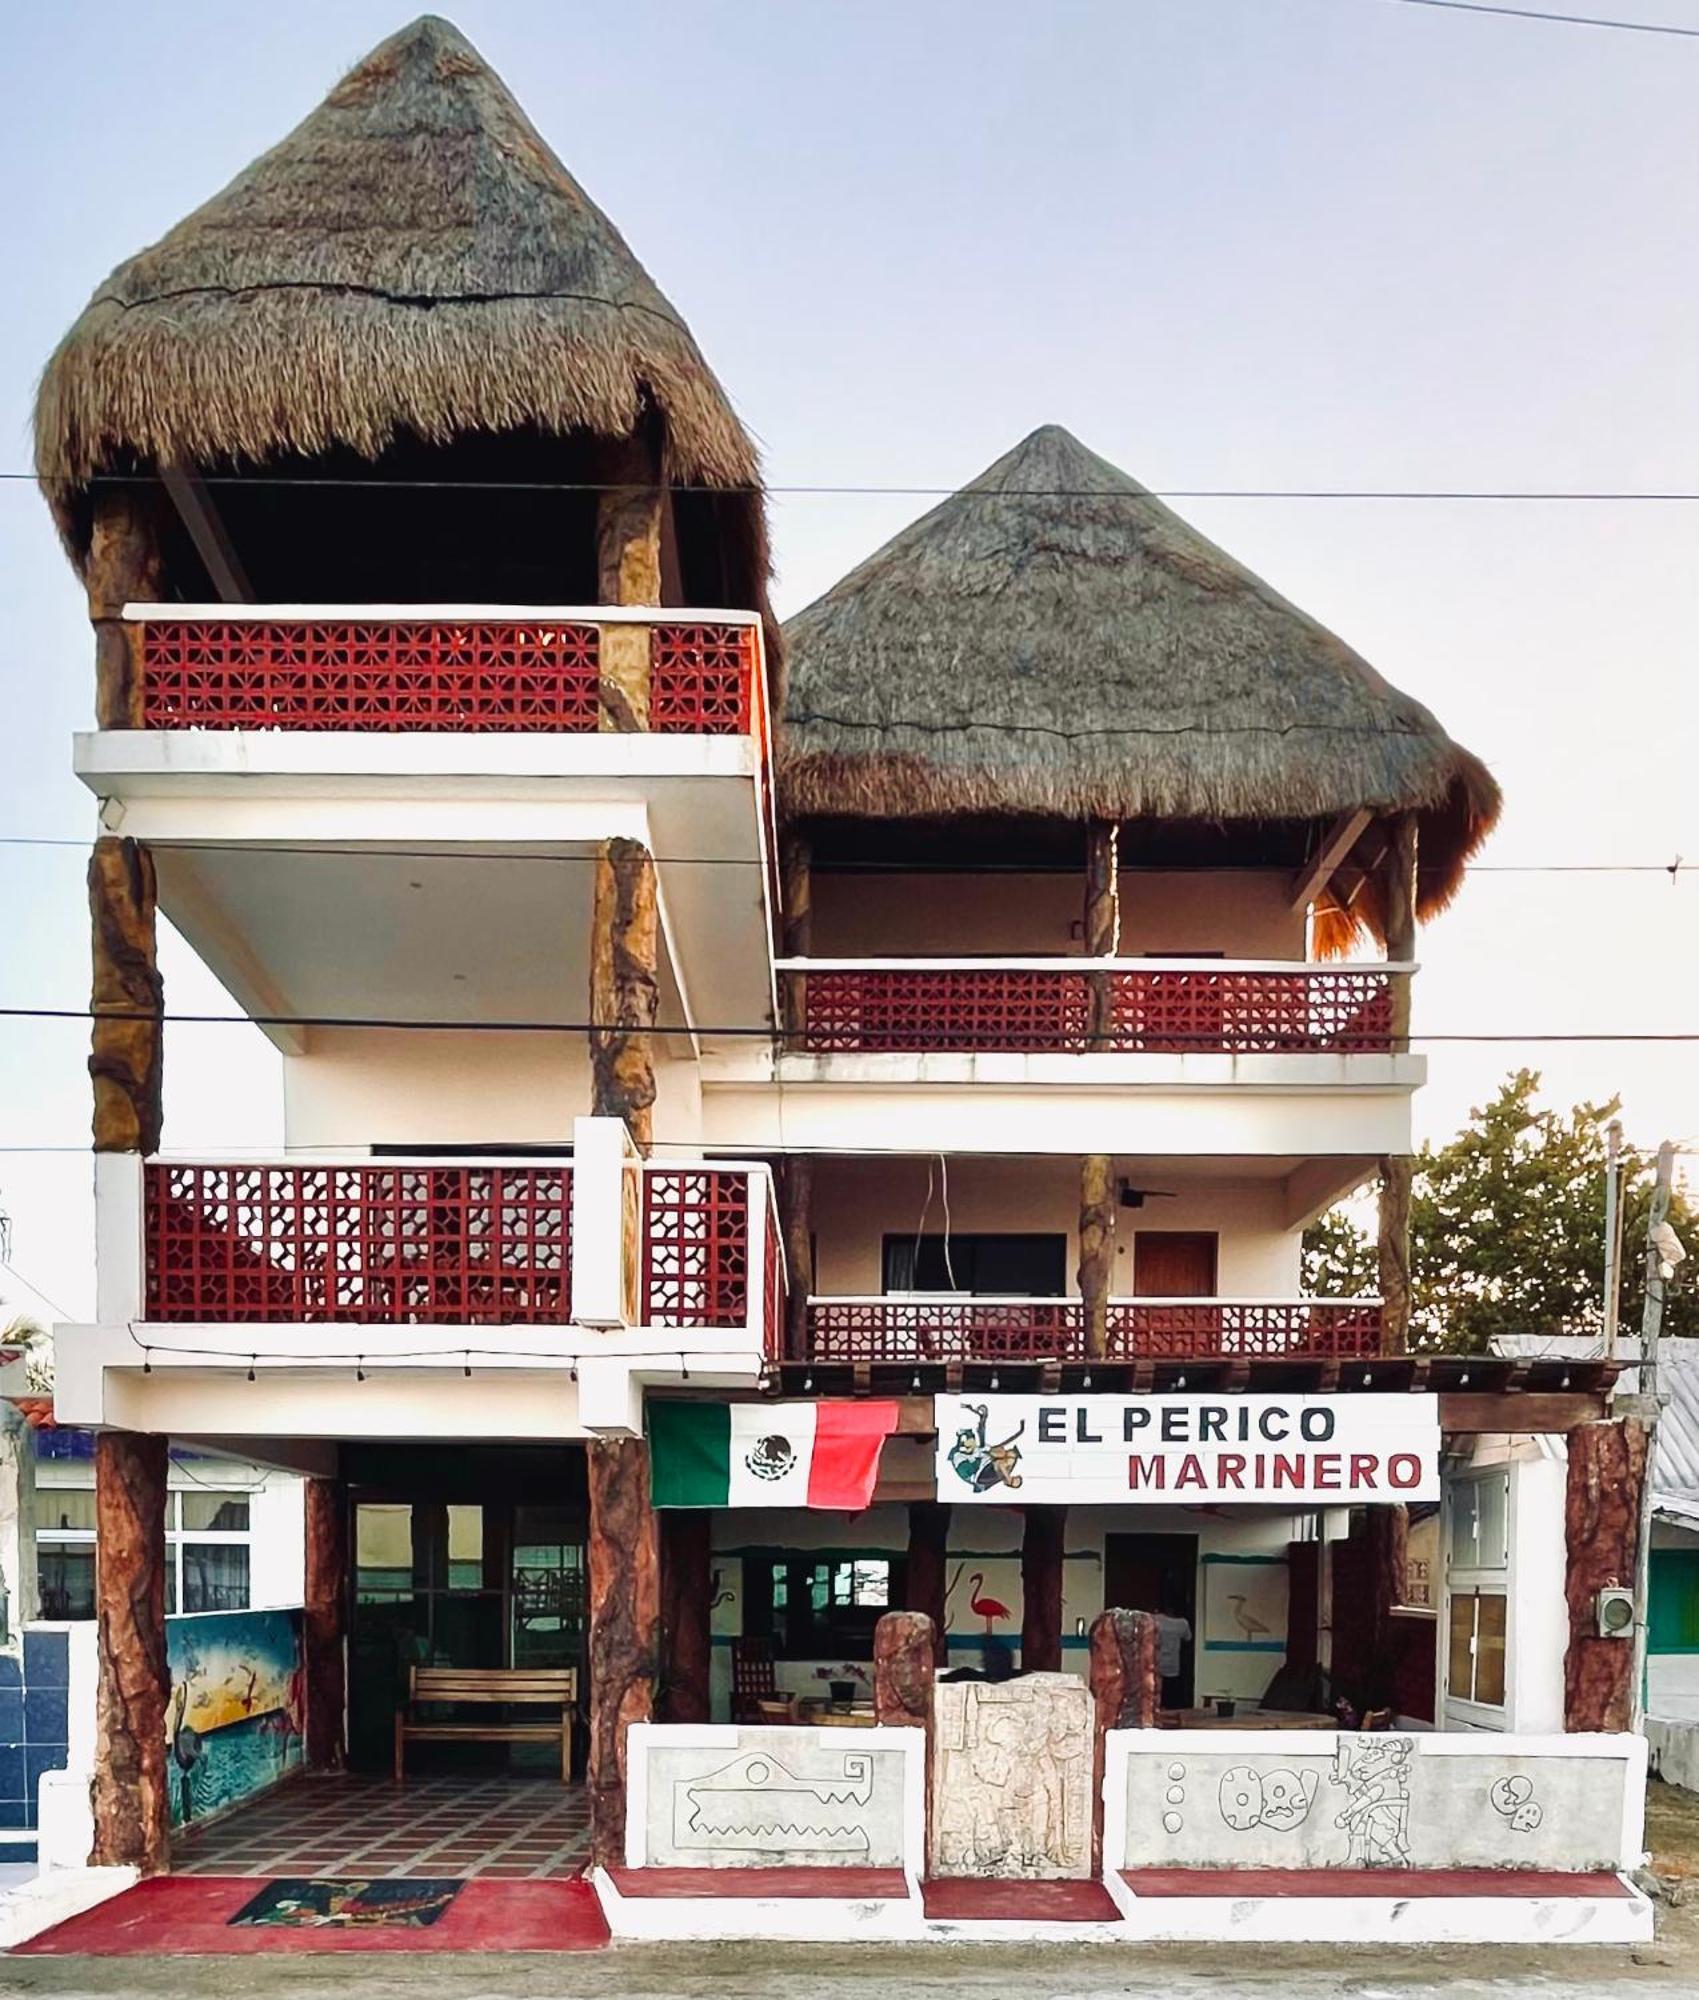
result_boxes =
[230,1879,463,1929]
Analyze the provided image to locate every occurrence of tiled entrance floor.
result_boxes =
[172,1772,590,1880]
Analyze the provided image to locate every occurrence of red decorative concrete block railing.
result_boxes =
[145,1162,573,1324]
[641,1166,783,1352]
[806,1297,1385,1364]
[135,614,757,735]
[792,963,1397,1056]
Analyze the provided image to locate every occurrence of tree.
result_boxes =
[1302,1070,1697,1354]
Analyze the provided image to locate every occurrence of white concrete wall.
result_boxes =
[282,1028,704,1150]
[811,871,1306,960]
[810,1155,1302,1297]
[248,1473,306,1610]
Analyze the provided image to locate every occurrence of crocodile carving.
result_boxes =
[675,1749,876,1853]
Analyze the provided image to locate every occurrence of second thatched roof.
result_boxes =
[35,14,765,575]
[780,425,1499,922]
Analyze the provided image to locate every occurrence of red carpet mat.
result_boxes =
[12,1876,611,1954]
[923,1877,1121,1922]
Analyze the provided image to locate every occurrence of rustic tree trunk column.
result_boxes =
[1088,1608,1160,1874]
[779,828,812,1046]
[1078,1156,1116,1362]
[89,837,163,1156]
[1564,1416,1648,1731]
[779,1156,813,1362]
[1020,1506,1066,1672]
[87,485,162,730]
[587,1437,660,1869]
[1368,1502,1409,1682]
[303,1478,348,1771]
[1377,812,1418,1349]
[589,836,659,1154]
[93,1431,170,1873]
[657,1510,712,1725]
[906,1501,951,1666]
[596,431,663,731]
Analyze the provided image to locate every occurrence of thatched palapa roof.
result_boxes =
[780,425,1499,933]
[35,13,766,587]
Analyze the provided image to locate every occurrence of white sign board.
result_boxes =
[935,1394,1440,1506]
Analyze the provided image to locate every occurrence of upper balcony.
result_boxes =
[73,606,779,1057]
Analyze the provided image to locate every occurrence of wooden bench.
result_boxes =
[393,1666,578,1782]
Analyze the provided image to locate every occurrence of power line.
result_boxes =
[1377,0,1699,36]
[0,834,1687,876]
[5,470,1699,500]
[0,1004,1692,1042]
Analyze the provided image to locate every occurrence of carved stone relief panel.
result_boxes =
[930,1674,1093,1879]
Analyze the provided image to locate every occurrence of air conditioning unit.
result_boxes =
[1595,1586,1635,1639]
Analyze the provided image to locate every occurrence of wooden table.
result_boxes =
[799,1699,878,1728]
[1161,1708,1336,1730]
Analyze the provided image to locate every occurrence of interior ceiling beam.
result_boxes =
[1289,808,1373,912]
[161,464,254,603]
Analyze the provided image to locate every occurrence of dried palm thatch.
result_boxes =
[34,14,766,587]
[780,425,1499,936]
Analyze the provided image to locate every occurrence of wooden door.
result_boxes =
[1132,1231,1218,1296]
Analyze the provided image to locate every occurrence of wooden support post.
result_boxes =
[303,1478,348,1771]
[89,836,163,1155]
[779,828,812,1043]
[1084,818,1119,1043]
[1563,1416,1648,1731]
[93,1431,170,1873]
[160,465,253,602]
[1020,1506,1066,1673]
[588,836,659,1154]
[587,1436,660,1869]
[87,484,161,729]
[779,1155,813,1362]
[596,432,662,731]
[873,1610,934,1730]
[1078,1155,1116,1361]
[658,1509,712,1725]
[1368,1504,1408,1669]
[1088,1608,1160,1875]
[906,1501,951,1666]
[1377,1156,1413,1352]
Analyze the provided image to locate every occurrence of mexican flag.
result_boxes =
[649,1400,899,1510]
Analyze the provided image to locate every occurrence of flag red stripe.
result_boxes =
[806,1401,900,1509]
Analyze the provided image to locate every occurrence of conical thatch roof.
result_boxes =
[780,425,1499,929]
[35,14,765,575]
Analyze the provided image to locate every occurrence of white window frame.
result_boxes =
[36,1488,255,1617]
[1442,1467,1512,1724]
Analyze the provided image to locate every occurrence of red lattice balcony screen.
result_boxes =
[797,966,1394,1055]
[642,1169,752,1329]
[805,1298,1384,1363]
[136,617,759,735]
[145,1163,572,1324]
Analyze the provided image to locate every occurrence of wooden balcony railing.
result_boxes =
[806,1296,1385,1363]
[125,607,762,736]
[780,958,1402,1056]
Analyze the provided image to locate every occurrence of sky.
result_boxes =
[1,0,1696,1322]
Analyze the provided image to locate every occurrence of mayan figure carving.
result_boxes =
[1330,1734,1414,1867]
[930,1676,1092,1879]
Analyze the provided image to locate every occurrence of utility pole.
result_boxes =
[1602,1118,1624,1357]
[1629,1141,1675,1733]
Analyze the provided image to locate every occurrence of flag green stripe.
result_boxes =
[649,1401,731,1507]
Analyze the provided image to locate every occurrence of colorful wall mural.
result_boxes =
[165,1608,304,1827]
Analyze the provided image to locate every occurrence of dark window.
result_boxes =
[183,1543,251,1613]
[745,1554,905,1661]
[37,1548,95,1621]
[881,1233,1066,1295]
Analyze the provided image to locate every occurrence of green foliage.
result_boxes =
[1301,1071,1697,1355]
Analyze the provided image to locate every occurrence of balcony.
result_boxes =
[783,959,1399,1056]
[75,607,779,1057]
[806,1296,1386,1365]
[58,1143,784,1436]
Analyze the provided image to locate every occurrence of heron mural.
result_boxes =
[165,1608,305,1826]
